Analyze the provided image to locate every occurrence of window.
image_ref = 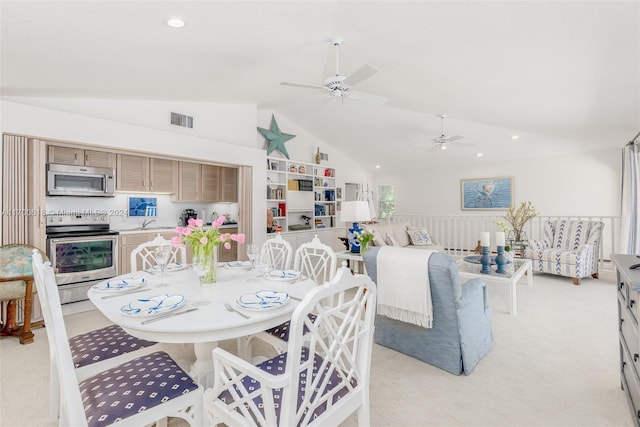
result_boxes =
[378,185,395,219]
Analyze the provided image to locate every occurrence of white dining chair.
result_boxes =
[293,235,338,285]
[258,233,292,270]
[130,234,187,272]
[241,236,338,357]
[31,251,202,427]
[204,265,377,426]
[31,251,159,421]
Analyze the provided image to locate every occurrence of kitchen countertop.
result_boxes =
[112,224,238,234]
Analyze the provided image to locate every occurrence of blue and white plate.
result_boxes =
[225,261,252,269]
[151,262,186,272]
[92,276,146,292]
[120,294,186,317]
[264,270,301,282]
[236,290,289,311]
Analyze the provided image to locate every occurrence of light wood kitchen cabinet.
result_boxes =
[119,231,176,275]
[149,158,178,193]
[176,162,201,201]
[220,166,238,202]
[48,145,116,168]
[117,154,177,193]
[117,154,149,191]
[201,165,221,201]
[175,162,236,202]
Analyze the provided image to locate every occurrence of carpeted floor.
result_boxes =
[0,269,633,426]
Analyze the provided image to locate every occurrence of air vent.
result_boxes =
[320,153,328,161]
[170,112,193,128]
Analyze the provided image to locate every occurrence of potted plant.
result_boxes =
[354,230,375,254]
[501,201,538,243]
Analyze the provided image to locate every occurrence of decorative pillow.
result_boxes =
[385,233,400,246]
[363,225,387,246]
[389,223,411,247]
[408,229,433,246]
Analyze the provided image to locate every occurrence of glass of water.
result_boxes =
[154,244,171,286]
[246,244,259,269]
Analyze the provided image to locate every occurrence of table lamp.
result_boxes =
[340,201,372,253]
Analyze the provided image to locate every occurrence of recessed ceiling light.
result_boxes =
[166,17,186,28]
[511,135,519,140]
[375,165,381,169]
[476,152,484,157]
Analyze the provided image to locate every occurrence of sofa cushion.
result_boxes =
[388,223,411,247]
[551,220,591,250]
[408,229,433,246]
[362,224,387,246]
[385,233,400,246]
[526,248,582,265]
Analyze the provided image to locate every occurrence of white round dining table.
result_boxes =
[88,264,316,387]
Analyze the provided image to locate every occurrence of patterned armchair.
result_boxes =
[523,219,603,285]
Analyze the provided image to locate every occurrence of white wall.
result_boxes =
[374,148,621,217]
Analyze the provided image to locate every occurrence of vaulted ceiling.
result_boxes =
[2,1,638,173]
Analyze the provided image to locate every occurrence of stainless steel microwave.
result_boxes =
[47,163,116,197]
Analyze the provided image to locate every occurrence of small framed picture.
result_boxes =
[268,159,279,171]
[128,197,157,217]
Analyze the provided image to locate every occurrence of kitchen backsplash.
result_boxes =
[45,194,239,229]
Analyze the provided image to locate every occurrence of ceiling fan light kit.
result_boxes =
[280,37,388,105]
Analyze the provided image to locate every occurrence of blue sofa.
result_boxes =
[363,247,493,375]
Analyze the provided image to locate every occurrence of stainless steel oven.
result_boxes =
[46,213,119,304]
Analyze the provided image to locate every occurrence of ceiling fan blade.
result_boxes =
[348,90,388,105]
[280,81,326,90]
[343,64,379,87]
[446,135,464,143]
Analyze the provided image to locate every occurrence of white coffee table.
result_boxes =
[455,256,533,316]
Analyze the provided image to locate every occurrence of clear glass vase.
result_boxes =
[194,245,218,283]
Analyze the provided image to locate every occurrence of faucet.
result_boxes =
[141,219,156,228]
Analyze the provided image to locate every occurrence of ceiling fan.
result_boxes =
[280,37,388,105]
[429,114,468,151]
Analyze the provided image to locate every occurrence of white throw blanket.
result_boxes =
[376,246,435,328]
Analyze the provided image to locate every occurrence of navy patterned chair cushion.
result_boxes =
[263,313,316,342]
[70,324,157,368]
[218,347,356,425]
[81,351,198,427]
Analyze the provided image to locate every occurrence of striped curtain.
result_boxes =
[1,135,47,248]
[2,135,30,244]
[237,166,252,260]
[621,136,640,254]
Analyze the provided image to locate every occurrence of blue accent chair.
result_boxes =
[363,248,493,375]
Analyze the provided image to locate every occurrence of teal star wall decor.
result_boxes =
[258,114,296,159]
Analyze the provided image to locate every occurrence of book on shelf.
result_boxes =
[287,180,299,191]
[298,179,313,191]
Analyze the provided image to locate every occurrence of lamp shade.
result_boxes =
[340,201,372,223]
